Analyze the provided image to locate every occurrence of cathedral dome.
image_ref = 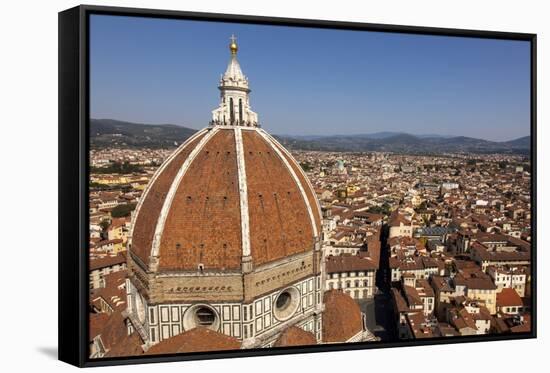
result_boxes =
[322,290,364,343]
[273,326,317,347]
[145,327,241,354]
[125,36,325,350]
[130,126,322,272]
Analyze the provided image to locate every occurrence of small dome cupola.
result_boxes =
[212,35,259,127]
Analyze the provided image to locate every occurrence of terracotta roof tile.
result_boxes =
[90,310,143,357]
[89,313,109,339]
[145,327,240,354]
[243,130,314,266]
[104,332,144,358]
[326,254,377,273]
[159,129,242,271]
[270,138,322,233]
[388,210,410,227]
[89,252,126,271]
[130,128,320,271]
[131,131,207,264]
[497,288,523,308]
[322,290,363,342]
[273,326,317,347]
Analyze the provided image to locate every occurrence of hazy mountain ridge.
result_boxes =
[502,136,530,148]
[90,119,530,155]
[91,119,197,148]
[275,132,530,155]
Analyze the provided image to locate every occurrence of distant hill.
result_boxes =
[90,119,197,148]
[90,119,530,155]
[288,131,452,140]
[353,131,403,139]
[275,133,530,155]
[502,136,531,149]
[351,131,452,140]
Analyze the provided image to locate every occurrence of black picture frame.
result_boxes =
[58,4,537,368]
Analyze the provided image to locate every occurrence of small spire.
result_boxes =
[229,34,238,55]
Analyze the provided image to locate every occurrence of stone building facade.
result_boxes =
[325,254,377,300]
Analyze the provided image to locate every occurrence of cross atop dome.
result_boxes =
[211,35,259,127]
[229,34,238,55]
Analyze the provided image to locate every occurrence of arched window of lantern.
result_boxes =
[239,98,243,123]
[229,97,234,123]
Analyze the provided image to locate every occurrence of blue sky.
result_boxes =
[90,15,531,141]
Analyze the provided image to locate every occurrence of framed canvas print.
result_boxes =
[58,5,537,367]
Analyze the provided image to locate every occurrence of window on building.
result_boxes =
[195,307,216,326]
[276,291,292,311]
[239,98,243,122]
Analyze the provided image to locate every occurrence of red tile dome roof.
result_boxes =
[273,326,317,347]
[322,290,364,343]
[129,126,322,272]
[145,327,240,354]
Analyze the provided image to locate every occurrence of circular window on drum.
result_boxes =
[183,304,220,331]
[273,287,300,321]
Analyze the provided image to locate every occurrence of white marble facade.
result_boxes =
[127,275,323,348]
